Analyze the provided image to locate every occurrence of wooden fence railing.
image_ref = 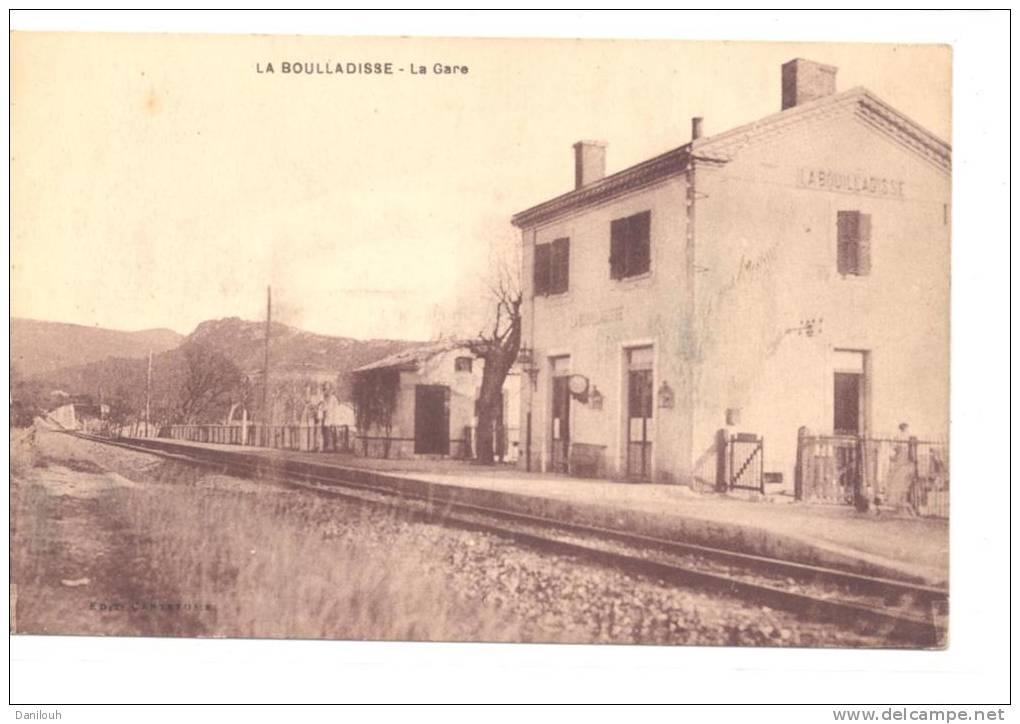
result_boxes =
[166,424,354,453]
[795,430,948,518]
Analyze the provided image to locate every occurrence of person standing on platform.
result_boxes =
[321,382,341,452]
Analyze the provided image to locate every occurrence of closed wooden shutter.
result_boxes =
[610,217,628,279]
[611,212,651,279]
[630,211,651,275]
[836,211,858,275]
[856,213,872,275]
[551,237,570,294]
[533,243,551,295]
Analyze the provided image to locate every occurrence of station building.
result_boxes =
[511,59,951,494]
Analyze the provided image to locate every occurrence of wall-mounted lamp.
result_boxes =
[589,386,604,410]
[658,381,675,409]
[517,345,540,388]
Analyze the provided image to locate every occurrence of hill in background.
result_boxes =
[186,317,421,377]
[17,317,424,422]
[11,318,182,377]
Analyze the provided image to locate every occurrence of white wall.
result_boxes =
[691,109,951,490]
[519,176,693,481]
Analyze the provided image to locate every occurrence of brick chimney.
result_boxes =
[781,58,838,110]
[573,140,607,189]
[691,116,704,141]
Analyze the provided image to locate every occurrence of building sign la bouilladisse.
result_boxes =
[797,167,905,198]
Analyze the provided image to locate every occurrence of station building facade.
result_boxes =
[511,59,951,492]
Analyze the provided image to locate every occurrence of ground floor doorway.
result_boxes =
[625,346,654,480]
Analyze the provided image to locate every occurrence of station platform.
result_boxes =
[118,436,949,587]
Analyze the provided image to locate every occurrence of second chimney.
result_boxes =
[781,58,838,110]
[573,140,607,189]
[691,117,704,141]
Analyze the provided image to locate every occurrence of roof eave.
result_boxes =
[697,86,951,171]
[352,362,418,374]
[512,87,951,230]
[511,145,693,229]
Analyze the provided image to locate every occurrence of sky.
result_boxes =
[10,28,951,342]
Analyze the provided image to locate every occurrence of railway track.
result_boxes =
[70,432,948,647]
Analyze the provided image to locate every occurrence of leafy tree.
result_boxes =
[351,368,399,457]
[105,386,135,427]
[167,342,245,424]
[9,363,47,428]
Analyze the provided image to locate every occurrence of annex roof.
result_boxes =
[352,339,472,374]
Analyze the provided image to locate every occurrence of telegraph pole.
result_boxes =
[261,286,272,446]
[144,350,152,437]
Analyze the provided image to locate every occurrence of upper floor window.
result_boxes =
[610,210,651,279]
[534,237,570,296]
[454,356,473,373]
[837,210,872,276]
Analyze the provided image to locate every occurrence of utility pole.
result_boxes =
[144,350,152,437]
[262,285,272,446]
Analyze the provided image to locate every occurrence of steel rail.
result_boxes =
[70,433,947,646]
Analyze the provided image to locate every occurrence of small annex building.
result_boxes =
[351,340,520,461]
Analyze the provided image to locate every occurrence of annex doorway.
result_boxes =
[414,384,450,455]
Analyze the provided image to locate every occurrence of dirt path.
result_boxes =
[11,429,213,637]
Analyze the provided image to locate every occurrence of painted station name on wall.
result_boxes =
[797,168,906,198]
[572,306,624,328]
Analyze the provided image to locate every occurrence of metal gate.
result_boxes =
[729,433,764,493]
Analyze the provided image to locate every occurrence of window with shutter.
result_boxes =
[629,211,651,276]
[533,238,569,297]
[550,237,570,294]
[610,218,627,279]
[856,213,872,275]
[610,210,652,279]
[837,211,857,275]
[837,210,871,276]
[533,243,551,296]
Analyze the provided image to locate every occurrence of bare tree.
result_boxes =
[466,260,522,465]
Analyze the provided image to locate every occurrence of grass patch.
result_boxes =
[17,429,518,641]
[108,484,519,641]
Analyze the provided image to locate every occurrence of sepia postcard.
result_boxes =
[10,31,952,653]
